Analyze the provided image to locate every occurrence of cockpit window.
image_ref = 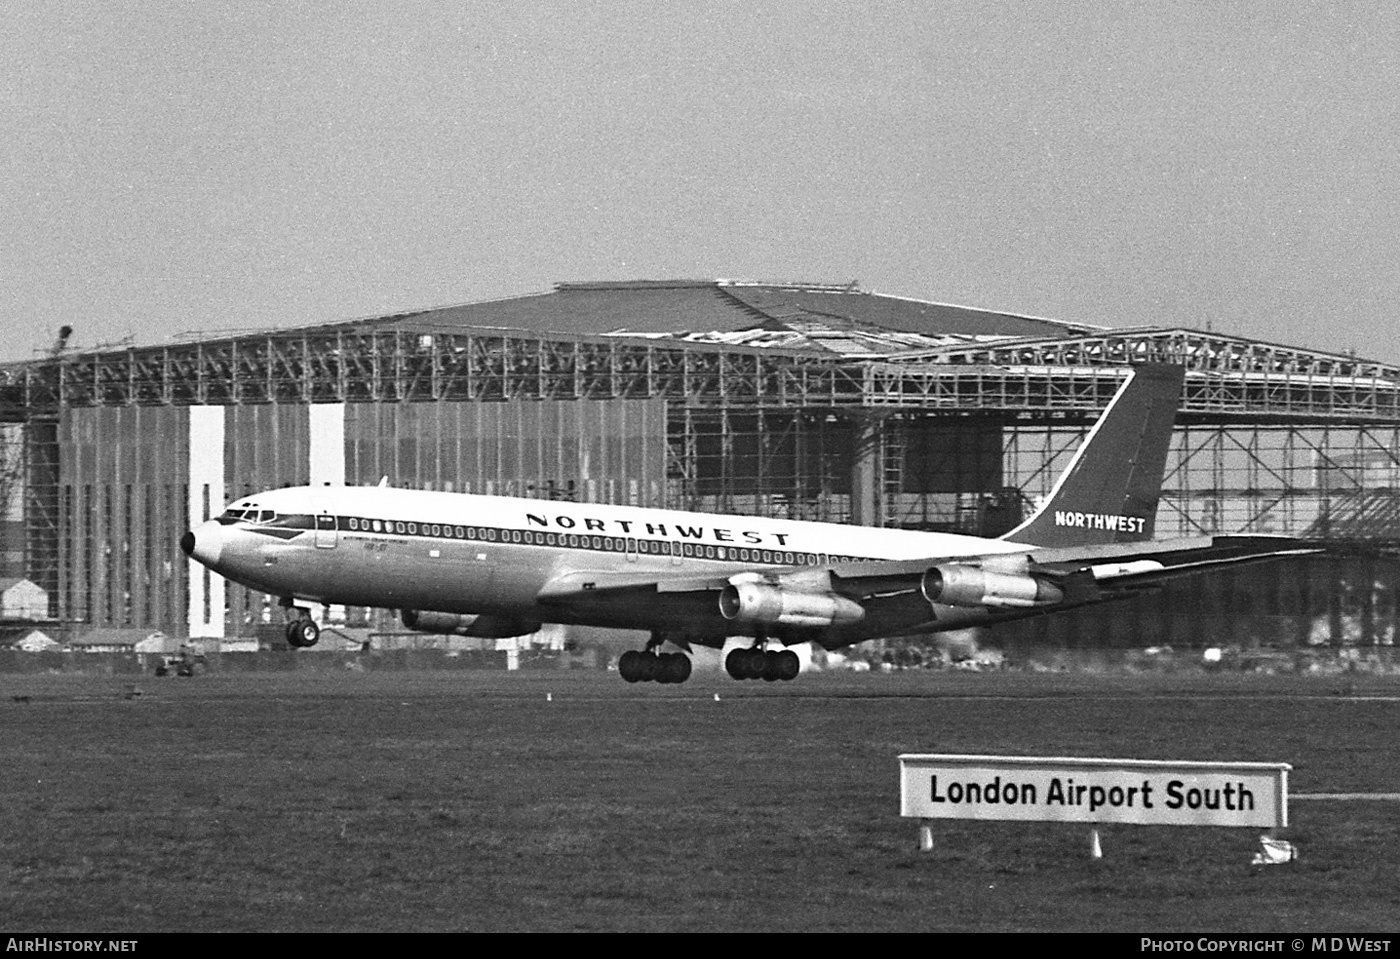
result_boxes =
[217,508,281,525]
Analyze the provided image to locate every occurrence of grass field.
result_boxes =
[1,667,1398,932]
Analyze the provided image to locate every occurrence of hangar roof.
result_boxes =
[330,279,1098,348]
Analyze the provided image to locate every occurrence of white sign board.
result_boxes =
[899,754,1289,829]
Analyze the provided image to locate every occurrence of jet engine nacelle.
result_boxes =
[718,582,866,629]
[401,609,541,638]
[921,564,1064,609]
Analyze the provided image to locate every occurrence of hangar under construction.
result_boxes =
[1,279,1397,651]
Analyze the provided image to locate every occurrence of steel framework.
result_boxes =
[5,325,1398,421]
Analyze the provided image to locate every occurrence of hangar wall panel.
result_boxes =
[59,406,192,633]
[59,399,666,638]
[224,404,311,499]
[188,406,224,637]
[0,424,24,577]
[309,404,346,486]
[221,404,314,636]
[59,404,330,637]
[901,418,1004,493]
[343,398,667,506]
[679,409,860,521]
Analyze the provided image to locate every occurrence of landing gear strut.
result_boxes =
[281,599,320,649]
[618,632,692,684]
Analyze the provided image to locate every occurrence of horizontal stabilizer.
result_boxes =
[1033,535,1322,586]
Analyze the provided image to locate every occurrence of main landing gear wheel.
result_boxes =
[726,647,799,682]
[618,650,692,684]
[285,618,320,649]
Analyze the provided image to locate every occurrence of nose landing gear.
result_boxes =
[286,617,320,648]
[280,598,321,648]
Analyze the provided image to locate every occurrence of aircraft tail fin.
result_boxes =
[1000,364,1184,548]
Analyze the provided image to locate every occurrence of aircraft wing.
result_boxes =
[813,534,1324,644]
[533,535,1321,644]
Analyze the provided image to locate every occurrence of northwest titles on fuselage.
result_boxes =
[523,510,792,547]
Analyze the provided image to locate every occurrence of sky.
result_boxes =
[4,1,1398,364]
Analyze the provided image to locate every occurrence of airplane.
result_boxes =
[180,363,1318,683]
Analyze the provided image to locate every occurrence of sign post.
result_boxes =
[900,754,1291,857]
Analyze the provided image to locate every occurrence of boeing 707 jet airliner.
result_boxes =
[181,364,1315,683]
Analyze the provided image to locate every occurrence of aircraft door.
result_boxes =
[314,502,338,549]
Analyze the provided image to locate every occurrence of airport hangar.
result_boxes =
[1,278,1397,653]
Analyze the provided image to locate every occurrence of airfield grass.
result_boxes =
[0,668,1398,932]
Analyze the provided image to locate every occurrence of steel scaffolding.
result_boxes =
[10,325,1398,420]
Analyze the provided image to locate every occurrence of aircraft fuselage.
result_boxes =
[182,484,1030,646]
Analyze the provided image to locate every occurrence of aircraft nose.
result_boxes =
[181,523,224,567]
